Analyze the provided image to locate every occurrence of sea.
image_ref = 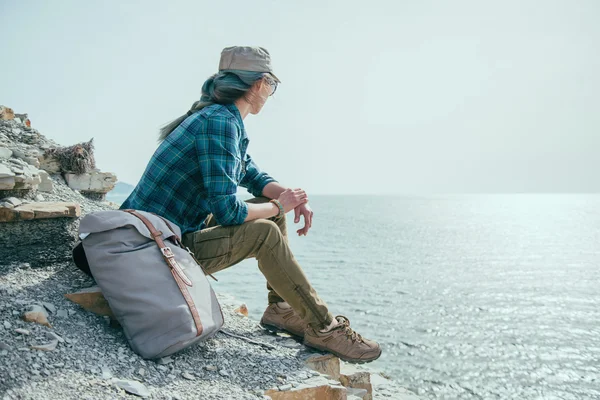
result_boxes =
[206,194,600,400]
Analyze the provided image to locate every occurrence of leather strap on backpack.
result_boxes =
[122,209,193,286]
[121,209,204,336]
[148,212,217,282]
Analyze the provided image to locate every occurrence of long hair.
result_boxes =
[158,70,266,142]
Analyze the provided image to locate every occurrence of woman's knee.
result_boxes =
[245,218,283,245]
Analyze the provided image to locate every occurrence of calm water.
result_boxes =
[210,194,600,399]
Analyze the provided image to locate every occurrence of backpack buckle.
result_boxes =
[161,247,174,258]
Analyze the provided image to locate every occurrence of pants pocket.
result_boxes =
[191,226,232,262]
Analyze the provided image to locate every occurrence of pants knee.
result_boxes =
[246,219,283,246]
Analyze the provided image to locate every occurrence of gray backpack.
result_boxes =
[76,209,224,359]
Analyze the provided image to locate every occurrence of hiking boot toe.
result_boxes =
[303,315,382,363]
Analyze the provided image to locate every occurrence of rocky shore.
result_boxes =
[0,106,419,399]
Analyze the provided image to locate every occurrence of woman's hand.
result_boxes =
[277,188,308,213]
[294,203,313,236]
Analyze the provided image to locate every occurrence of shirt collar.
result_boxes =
[224,103,248,141]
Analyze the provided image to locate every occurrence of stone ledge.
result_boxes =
[0,217,79,266]
[64,172,117,193]
[0,201,80,222]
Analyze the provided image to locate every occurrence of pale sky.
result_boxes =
[1,0,598,194]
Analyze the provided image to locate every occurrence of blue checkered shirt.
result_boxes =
[120,103,277,234]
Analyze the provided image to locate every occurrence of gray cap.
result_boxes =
[218,46,281,83]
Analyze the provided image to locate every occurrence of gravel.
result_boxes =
[0,260,415,399]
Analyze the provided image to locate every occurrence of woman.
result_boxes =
[121,46,381,363]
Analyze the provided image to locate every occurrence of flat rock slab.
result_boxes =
[266,384,347,400]
[64,172,117,193]
[64,286,114,317]
[0,201,80,222]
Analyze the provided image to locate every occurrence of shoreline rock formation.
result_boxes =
[0,105,117,266]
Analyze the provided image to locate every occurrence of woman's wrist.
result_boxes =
[269,199,285,220]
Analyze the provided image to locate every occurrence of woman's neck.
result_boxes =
[234,99,252,120]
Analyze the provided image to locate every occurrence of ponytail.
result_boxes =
[158,70,266,142]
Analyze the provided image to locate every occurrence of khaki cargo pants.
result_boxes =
[182,197,334,329]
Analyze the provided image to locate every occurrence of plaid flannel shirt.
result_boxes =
[120,103,277,234]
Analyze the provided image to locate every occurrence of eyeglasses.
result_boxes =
[265,76,278,96]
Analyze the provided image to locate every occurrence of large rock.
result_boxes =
[65,171,117,193]
[265,384,347,400]
[305,354,341,379]
[0,202,80,222]
[339,364,373,400]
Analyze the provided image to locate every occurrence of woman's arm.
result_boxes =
[262,181,288,199]
[244,188,308,222]
[244,201,280,222]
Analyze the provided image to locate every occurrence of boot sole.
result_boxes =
[303,340,382,364]
[260,321,305,340]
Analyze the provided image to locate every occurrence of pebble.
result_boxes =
[30,339,58,352]
[278,384,292,391]
[46,332,64,343]
[3,321,12,329]
[181,371,195,380]
[219,369,230,377]
[56,309,68,318]
[15,328,30,335]
[205,365,218,371]
[114,379,150,398]
[157,356,173,365]
[101,366,113,379]
[138,368,146,376]
[42,302,56,314]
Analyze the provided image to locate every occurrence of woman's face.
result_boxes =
[249,76,277,115]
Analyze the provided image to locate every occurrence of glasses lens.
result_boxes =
[265,76,277,96]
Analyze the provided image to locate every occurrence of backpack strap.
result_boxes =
[149,212,218,282]
[122,209,204,336]
[121,209,193,287]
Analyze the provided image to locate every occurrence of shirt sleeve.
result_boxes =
[239,152,278,198]
[195,116,248,226]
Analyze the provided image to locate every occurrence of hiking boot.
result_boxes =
[303,315,382,363]
[260,303,307,339]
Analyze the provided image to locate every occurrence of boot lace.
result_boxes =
[335,315,363,343]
